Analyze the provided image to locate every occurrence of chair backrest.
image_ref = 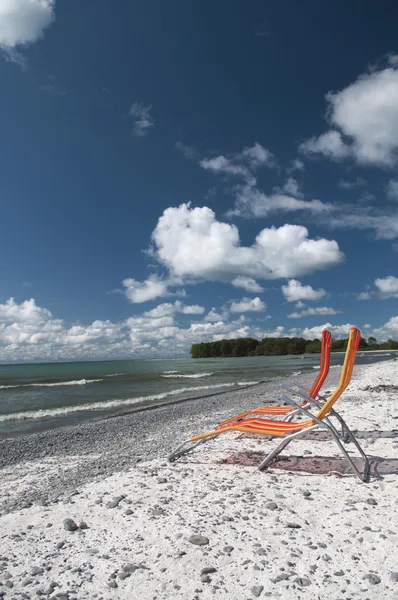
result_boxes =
[308,329,332,399]
[315,327,361,421]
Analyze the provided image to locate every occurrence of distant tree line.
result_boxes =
[190,336,398,358]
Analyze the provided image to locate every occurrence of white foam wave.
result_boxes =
[0,382,235,423]
[237,381,260,386]
[161,372,213,379]
[162,370,178,374]
[0,378,102,390]
[105,373,125,377]
[292,371,302,376]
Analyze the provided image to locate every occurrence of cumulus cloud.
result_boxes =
[151,204,343,283]
[204,308,229,322]
[231,276,264,293]
[143,301,204,318]
[374,276,398,298]
[123,275,170,303]
[328,210,398,240]
[281,279,327,302]
[287,306,341,319]
[356,291,372,301]
[373,316,398,340]
[300,131,350,161]
[229,297,266,313]
[0,0,54,50]
[300,60,398,167]
[298,322,355,340]
[129,103,154,137]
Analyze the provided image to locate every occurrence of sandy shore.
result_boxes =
[0,360,397,599]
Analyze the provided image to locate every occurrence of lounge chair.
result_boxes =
[217,329,332,427]
[168,328,370,482]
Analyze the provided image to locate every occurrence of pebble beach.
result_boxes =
[1,359,397,599]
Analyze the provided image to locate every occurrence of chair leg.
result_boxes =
[258,425,319,471]
[258,437,292,470]
[324,423,370,483]
[168,437,212,462]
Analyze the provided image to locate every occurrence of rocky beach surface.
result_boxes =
[0,360,397,599]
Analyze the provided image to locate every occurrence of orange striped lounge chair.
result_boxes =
[168,328,370,482]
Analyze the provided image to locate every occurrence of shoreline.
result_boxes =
[1,360,397,598]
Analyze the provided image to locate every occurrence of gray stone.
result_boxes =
[251,585,264,597]
[266,502,278,510]
[294,577,311,587]
[256,547,267,556]
[200,567,217,575]
[125,509,134,515]
[390,572,398,582]
[272,573,290,583]
[223,546,234,553]
[118,572,130,580]
[108,580,118,588]
[200,574,211,583]
[363,573,381,585]
[31,566,44,576]
[188,534,209,546]
[63,519,78,532]
[123,564,139,574]
[366,498,377,506]
[4,581,13,589]
[286,522,302,529]
[56,541,65,549]
[157,478,167,484]
[106,495,125,509]
[79,521,88,529]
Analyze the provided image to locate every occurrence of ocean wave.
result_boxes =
[0,382,235,422]
[237,381,260,386]
[0,378,103,390]
[162,370,179,374]
[292,371,302,376]
[105,373,125,377]
[161,372,213,379]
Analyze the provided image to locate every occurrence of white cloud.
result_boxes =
[289,158,305,172]
[374,276,398,298]
[299,322,354,340]
[228,185,332,218]
[200,155,255,185]
[262,325,286,338]
[282,177,303,198]
[151,203,344,283]
[199,143,276,186]
[231,276,264,293]
[123,275,170,303]
[204,308,229,322]
[338,177,367,189]
[300,61,398,167]
[0,0,54,50]
[328,211,398,240]
[300,131,350,160]
[142,301,204,318]
[239,143,276,169]
[229,297,266,313]
[288,306,341,319]
[175,142,196,159]
[372,316,398,340]
[386,179,398,201]
[129,103,154,137]
[356,291,372,301]
[281,279,327,302]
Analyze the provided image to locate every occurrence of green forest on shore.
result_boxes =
[191,336,398,358]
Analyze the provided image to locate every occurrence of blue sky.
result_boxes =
[0,0,397,362]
